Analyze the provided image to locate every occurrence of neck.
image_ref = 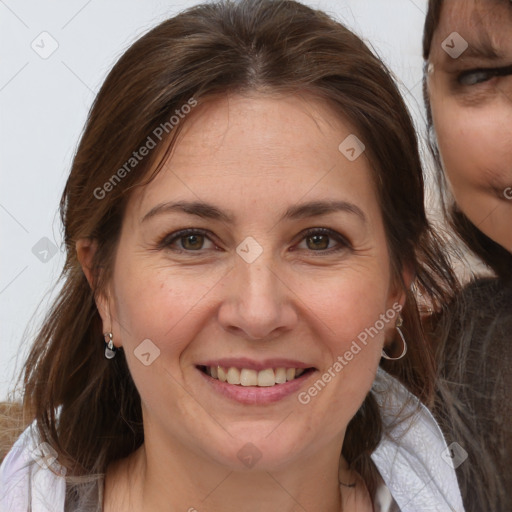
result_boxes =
[103,437,371,512]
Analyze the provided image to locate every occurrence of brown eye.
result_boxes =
[306,234,330,250]
[294,228,351,254]
[181,234,204,250]
[160,228,217,252]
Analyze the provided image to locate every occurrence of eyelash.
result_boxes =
[158,227,352,255]
[457,65,512,86]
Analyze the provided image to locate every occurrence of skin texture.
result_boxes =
[78,93,405,512]
[427,0,512,253]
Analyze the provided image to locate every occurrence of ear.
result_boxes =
[382,263,414,356]
[76,238,111,331]
[397,262,415,310]
[76,238,97,288]
[387,261,414,314]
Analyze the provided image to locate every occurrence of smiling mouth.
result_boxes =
[197,365,316,387]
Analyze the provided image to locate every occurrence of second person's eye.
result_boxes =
[458,69,494,86]
[458,64,512,86]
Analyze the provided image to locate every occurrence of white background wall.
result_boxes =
[0,0,428,400]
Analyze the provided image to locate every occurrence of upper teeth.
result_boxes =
[206,366,306,386]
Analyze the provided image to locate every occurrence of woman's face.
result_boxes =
[427,0,512,253]
[103,93,404,472]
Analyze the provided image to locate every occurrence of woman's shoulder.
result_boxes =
[442,277,512,502]
[438,276,511,367]
[442,276,512,378]
[0,420,66,512]
[456,276,512,313]
[370,369,465,512]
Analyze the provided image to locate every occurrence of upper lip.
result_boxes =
[197,358,315,372]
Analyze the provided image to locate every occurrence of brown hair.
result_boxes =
[15,0,456,501]
[422,0,512,282]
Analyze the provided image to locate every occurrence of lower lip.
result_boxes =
[197,368,316,405]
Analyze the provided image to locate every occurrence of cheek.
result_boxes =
[294,275,390,438]
[434,102,512,193]
[111,259,226,357]
[109,263,225,415]
[293,267,393,359]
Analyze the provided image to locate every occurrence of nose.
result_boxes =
[217,256,298,341]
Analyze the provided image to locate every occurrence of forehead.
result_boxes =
[155,93,363,183]
[432,0,512,61]
[439,0,511,30]
[130,93,378,220]
[173,92,348,154]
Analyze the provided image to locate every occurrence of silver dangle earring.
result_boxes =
[381,314,407,361]
[104,332,117,359]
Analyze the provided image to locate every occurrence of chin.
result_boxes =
[205,424,311,472]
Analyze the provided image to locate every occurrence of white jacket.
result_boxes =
[0,369,465,511]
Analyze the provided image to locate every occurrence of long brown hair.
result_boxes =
[16,0,456,500]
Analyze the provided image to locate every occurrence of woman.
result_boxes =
[0,1,463,510]
[423,0,512,510]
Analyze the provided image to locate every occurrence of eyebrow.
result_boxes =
[446,13,507,64]
[459,38,502,61]
[437,35,502,66]
[282,200,366,223]
[142,201,232,223]
[141,199,367,224]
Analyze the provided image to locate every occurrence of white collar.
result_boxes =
[371,368,465,511]
[0,423,66,512]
